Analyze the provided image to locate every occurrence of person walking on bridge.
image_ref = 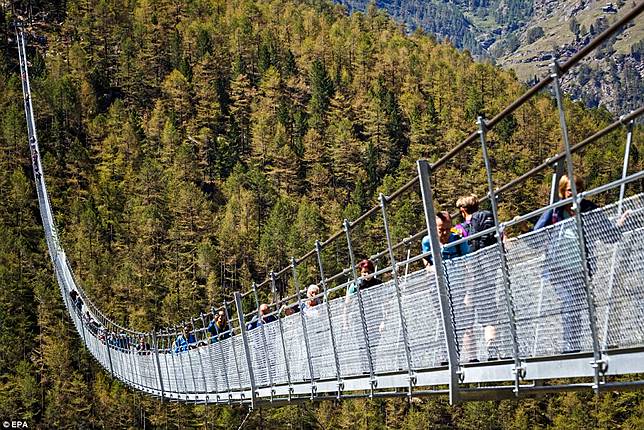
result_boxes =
[534,174,627,353]
[454,194,503,361]
[207,310,230,342]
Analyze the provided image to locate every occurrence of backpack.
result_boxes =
[466,210,497,251]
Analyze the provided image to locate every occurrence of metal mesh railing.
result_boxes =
[505,218,593,356]
[401,271,448,369]
[583,195,644,350]
[444,246,514,362]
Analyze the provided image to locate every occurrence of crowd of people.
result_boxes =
[69,290,155,354]
[67,175,627,363]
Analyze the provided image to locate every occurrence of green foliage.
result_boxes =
[0,0,641,427]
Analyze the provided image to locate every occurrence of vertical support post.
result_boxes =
[553,160,566,203]
[291,257,316,397]
[253,282,275,396]
[159,335,171,395]
[549,172,558,205]
[163,334,178,396]
[223,300,244,394]
[234,292,257,408]
[152,331,165,399]
[211,309,231,404]
[342,219,376,392]
[532,279,546,357]
[77,303,88,349]
[602,119,634,349]
[417,159,461,404]
[125,331,142,387]
[477,116,524,394]
[125,331,139,388]
[618,120,634,214]
[271,272,293,397]
[105,326,115,378]
[200,312,219,397]
[174,325,190,395]
[377,197,417,395]
[315,240,343,397]
[192,317,208,395]
[185,324,199,394]
[132,333,143,389]
[551,61,603,391]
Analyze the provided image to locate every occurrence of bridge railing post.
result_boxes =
[163,329,180,394]
[342,219,376,394]
[477,116,524,394]
[270,272,293,398]
[174,324,190,395]
[602,119,634,350]
[191,316,209,397]
[152,331,165,399]
[551,61,603,391]
[211,305,232,404]
[376,197,416,396]
[223,299,245,398]
[125,330,139,389]
[200,311,219,400]
[252,281,275,397]
[291,257,316,398]
[315,241,344,398]
[104,326,115,379]
[417,159,461,404]
[234,292,257,408]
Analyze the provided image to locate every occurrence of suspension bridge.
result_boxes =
[16,3,644,408]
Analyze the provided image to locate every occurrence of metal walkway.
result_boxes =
[16,3,644,407]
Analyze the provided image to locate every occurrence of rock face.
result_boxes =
[338,0,642,115]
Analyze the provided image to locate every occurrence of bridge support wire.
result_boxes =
[551,61,603,391]
[477,116,524,394]
[200,311,219,397]
[315,241,344,398]
[251,282,275,400]
[377,197,416,396]
[602,120,635,350]
[417,160,461,404]
[235,292,257,408]
[270,272,293,399]
[152,332,165,400]
[211,305,232,403]
[223,300,244,397]
[192,316,209,399]
[342,220,376,395]
[174,324,190,395]
[291,258,316,399]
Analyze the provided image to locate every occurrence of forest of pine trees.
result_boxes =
[0,0,642,428]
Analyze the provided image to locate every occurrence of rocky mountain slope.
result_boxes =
[338,0,643,115]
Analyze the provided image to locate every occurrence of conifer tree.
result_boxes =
[308,59,335,132]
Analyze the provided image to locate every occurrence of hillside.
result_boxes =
[338,0,643,114]
[0,0,642,428]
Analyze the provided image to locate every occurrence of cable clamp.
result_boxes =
[512,362,527,379]
[409,374,417,386]
[592,358,608,374]
[457,367,465,383]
